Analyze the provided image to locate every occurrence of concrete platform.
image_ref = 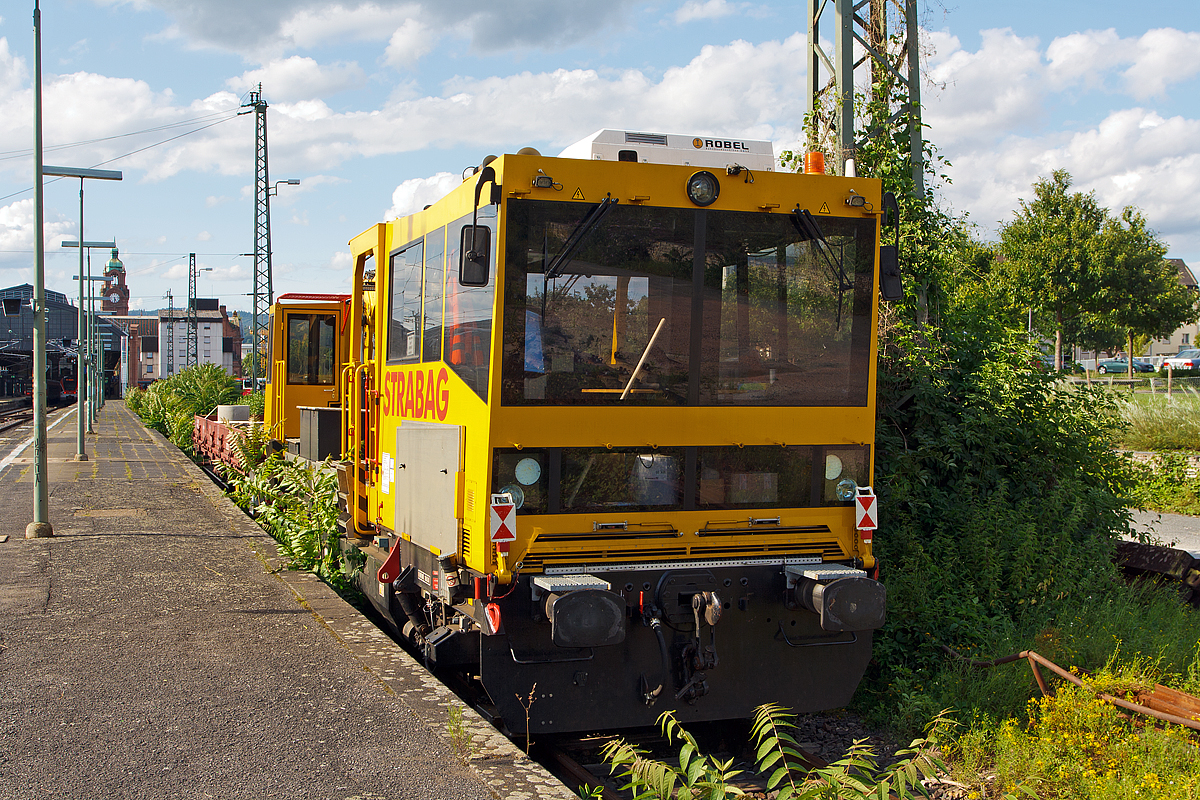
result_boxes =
[0,401,576,800]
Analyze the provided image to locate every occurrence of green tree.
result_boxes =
[997,170,1107,369]
[1093,207,1198,378]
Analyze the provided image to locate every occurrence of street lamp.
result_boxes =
[45,166,121,461]
[65,239,116,435]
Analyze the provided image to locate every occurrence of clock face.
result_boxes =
[108,292,120,302]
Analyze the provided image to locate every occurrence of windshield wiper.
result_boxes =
[544,194,619,281]
[790,207,855,330]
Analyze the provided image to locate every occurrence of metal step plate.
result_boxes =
[786,564,867,582]
[531,574,611,593]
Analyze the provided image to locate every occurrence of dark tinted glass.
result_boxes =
[502,200,694,406]
[423,229,444,362]
[698,211,874,406]
[388,243,423,362]
[446,209,496,400]
[697,445,813,509]
[561,448,685,512]
[286,313,337,385]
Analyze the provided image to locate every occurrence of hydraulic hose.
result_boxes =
[639,615,670,706]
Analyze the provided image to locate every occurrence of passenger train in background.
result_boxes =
[213,130,902,734]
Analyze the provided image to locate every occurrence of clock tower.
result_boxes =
[102,247,129,316]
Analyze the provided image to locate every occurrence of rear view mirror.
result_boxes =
[2,297,24,316]
[878,192,904,302]
[879,245,902,302]
[459,225,490,286]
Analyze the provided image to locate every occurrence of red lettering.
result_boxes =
[405,371,415,416]
[380,372,390,415]
[425,369,436,419]
[436,367,449,421]
[414,370,425,417]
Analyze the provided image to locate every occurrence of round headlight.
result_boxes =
[835,478,857,501]
[686,171,720,206]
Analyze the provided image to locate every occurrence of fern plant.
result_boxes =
[602,705,969,800]
[601,710,744,800]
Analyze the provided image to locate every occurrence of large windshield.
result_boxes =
[501,199,875,407]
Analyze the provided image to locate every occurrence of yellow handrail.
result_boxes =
[347,361,374,536]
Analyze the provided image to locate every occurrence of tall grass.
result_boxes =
[1118,389,1200,451]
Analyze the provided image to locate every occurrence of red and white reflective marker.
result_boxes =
[855,486,877,544]
[490,493,516,555]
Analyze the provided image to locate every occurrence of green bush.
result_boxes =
[1127,451,1200,516]
[224,453,345,583]
[869,328,1133,722]
[126,364,241,454]
[244,389,265,420]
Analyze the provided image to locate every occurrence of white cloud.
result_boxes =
[227,56,365,101]
[0,37,29,99]
[384,18,435,67]
[921,27,1200,260]
[0,199,75,267]
[329,251,353,270]
[197,230,212,241]
[674,0,740,24]
[386,172,461,219]
[279,3,422,50]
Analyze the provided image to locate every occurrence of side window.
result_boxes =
[286,313,337,385]
[423,228,445,362]
[388,243,423,362]
[446,210,496,400]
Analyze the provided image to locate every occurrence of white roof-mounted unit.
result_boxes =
[558,129,775,171]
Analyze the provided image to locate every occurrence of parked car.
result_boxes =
[1161,349,1200,370]
[1095,358,1155,374]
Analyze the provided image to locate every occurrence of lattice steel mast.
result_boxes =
[164,289,174,377]
[804,0,923,195]
[241,85,272,386]
[186,252,198,367]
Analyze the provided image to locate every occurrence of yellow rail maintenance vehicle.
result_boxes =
[340,130,900,733]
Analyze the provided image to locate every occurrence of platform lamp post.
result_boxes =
[44,166,122,461]
[27,0,51,538]
[65,240,116,435]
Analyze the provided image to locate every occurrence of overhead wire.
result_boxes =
[0,108,238,162]
[0,112,242,205]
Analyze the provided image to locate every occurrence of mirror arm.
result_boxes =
[467,166,497,261]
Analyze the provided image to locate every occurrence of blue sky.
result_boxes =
[1,0,1198,311]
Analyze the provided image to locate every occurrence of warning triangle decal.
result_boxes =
[818,202,831,214]
[572,187,585,200]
